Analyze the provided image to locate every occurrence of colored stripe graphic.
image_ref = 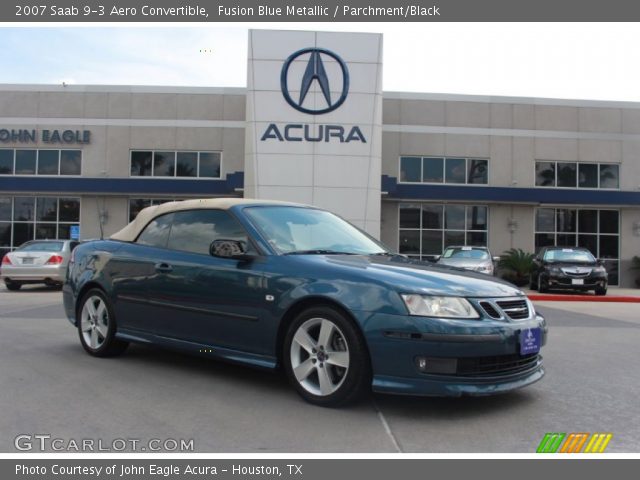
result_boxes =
[584,433,613,453]
[536,433,566,453]
[537,433,613,453]
[560,433,589,453]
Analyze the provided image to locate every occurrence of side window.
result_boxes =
[167,209,252,256]
[136,213,174,248]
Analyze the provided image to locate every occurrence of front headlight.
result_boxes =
[401,294,480,318]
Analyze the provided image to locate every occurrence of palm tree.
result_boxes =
[498,248,535,286]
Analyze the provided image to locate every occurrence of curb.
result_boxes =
[528,294,640,303]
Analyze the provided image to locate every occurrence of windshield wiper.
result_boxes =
[284,249,359,255]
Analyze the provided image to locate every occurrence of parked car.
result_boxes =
[1,239,79,291]
[63,199,547,406]
[436,245,498,275]
[530,246,608,295]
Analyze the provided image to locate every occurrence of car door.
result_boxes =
[143,209,268,354]
[109,212,174,333]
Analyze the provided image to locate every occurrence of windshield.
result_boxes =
[244,206,387,255]
[543,248,595,263]
[18,241,64,252]
[442,247,489,260]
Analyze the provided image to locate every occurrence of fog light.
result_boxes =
[415,356,458,374]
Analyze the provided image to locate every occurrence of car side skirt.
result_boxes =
[116,328,277,370]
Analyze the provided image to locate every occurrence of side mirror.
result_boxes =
[209,239,254,261]
[492,256,500,262]
[433,255,441,261]
[596,258,605,266]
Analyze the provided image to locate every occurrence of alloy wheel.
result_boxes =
[289,317,350,396]
[80,295,110,350]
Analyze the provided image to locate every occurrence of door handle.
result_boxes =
[154,262,173,273]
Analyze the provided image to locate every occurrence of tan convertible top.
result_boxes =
[110,198,307,242]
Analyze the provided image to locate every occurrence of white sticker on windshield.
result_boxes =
[562,248,574,252]
[462,246,472,250]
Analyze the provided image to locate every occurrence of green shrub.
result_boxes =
[497,248,535,286]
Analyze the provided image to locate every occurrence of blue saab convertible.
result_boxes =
[63,199,547,406]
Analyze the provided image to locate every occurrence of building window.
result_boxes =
[128,198,184,222]
[535,208,620,285]
[130,151,221,179]
[535,161,619,189]
[0,196,80,260]
[0,149,82,176]
[399,157,488,185]
[399,203,489,261]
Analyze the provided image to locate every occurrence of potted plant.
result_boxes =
[497,248,535,287]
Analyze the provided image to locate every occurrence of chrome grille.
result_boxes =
[561,267,592,277]
[479,301,501,319]
[496,299,529,320]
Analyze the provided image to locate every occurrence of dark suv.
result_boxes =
[530,246,608,295]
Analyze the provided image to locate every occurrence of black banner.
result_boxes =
[4,0,640,22]
[3,459,639,480]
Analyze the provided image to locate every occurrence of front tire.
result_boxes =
[283,306,371,407]
[595,285,607,296]
[77,289,128,357]
[538,274,548,293]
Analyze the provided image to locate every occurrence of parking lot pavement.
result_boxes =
[1,285,639,453]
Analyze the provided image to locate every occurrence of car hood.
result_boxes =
[295,254,522,298]
[437,257,491,267]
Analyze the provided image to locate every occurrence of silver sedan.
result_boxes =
[1,240,79,291]
[436,245,498,275]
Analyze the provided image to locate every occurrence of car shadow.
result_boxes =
[122,343,291,393]
[3,284,62,293]
[372,388,538,419]
[98,344,538,415]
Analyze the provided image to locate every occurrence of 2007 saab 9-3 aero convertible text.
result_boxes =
[63,199,547,406]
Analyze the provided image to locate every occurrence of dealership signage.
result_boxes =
[245,29,382,236]
[260,47,366,143]
[260,124,366,143]
[0,128,91,144]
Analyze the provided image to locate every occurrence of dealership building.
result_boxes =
[1,29,640,286]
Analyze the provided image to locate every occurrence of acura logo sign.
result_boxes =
[261,47,365,143]
[280,47,350,115]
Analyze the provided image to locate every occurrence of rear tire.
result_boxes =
[77,288,128,357]
[529,275,538,291]
[283,306,371,407]
[5,280,22,291]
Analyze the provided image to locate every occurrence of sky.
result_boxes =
[1,23,640,101]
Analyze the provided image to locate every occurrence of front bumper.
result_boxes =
[1,264,66,282]
[360,309,547,396]
[372,361,544,396]
[546,272,607,290]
